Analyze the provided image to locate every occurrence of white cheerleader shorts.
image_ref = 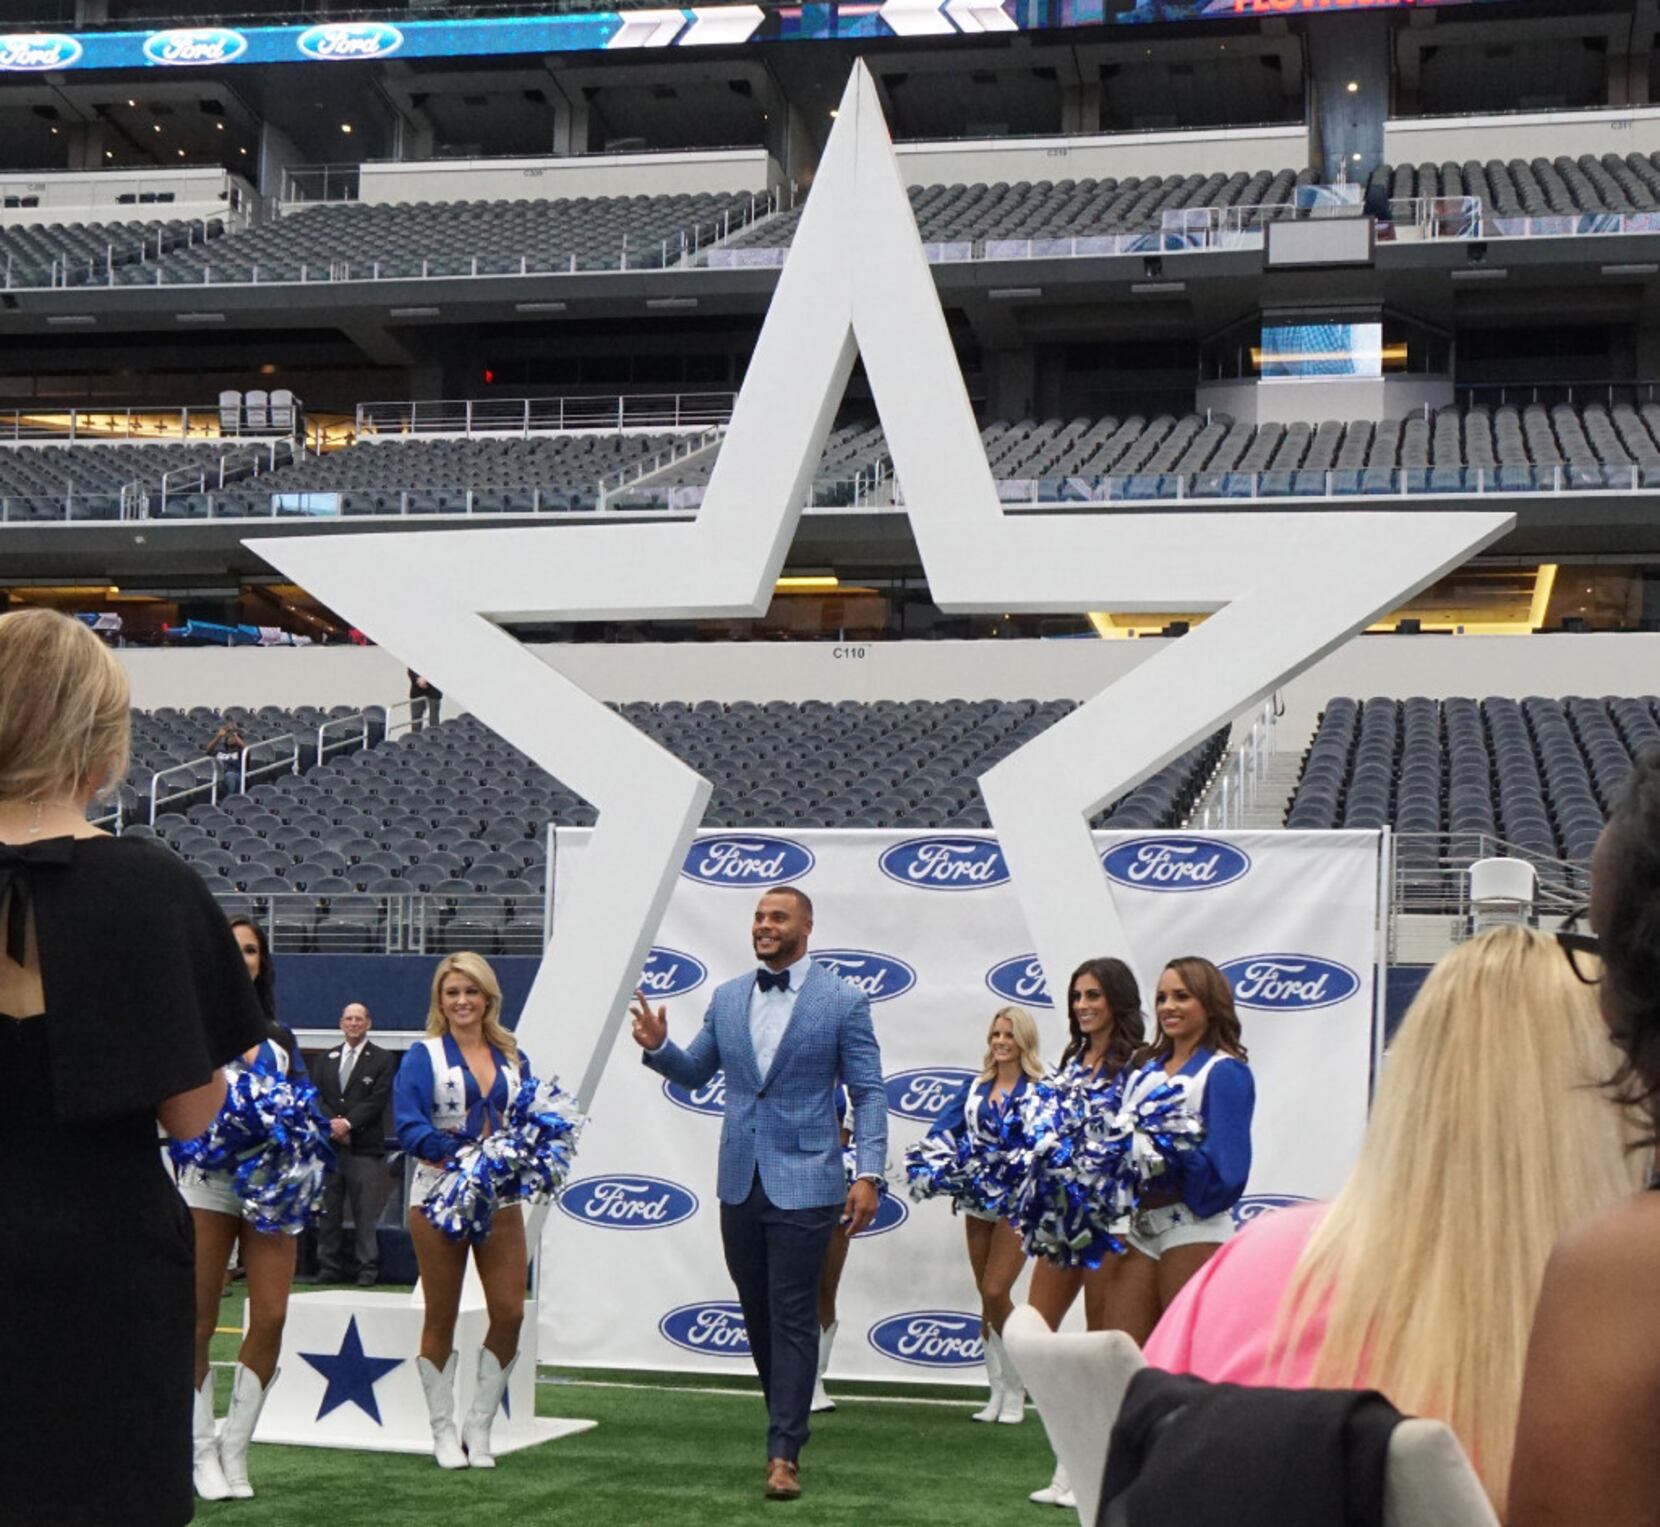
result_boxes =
[177,1167,245,1220]
[1126,1203,1234,1259]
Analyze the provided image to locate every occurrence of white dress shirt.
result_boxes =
[749,952,813,1080]
[338,1039,366,1090]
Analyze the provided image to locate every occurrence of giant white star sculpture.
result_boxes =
[249,62,1511,1105]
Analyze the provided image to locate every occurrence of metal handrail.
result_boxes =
[200,888,546,955]
[355,392,737,439]
[1392,832,1590,919]
[317,712,372,763]
[237,733,300,794]
[596,425,725,507]
[149,759,216,824]
[0,404,295,443]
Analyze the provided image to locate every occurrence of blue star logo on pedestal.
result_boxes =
[299,1316,405,1424]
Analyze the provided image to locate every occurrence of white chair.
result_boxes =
[1002,1304,1498,1527]
[218,389,241,431]
[244,388,268,430]
[269,388,297,433]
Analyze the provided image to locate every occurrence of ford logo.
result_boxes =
[143,28,248,65]
[1232,1193,1317,1229]
[681,834,814,888]
[812,949,917,1003]
[638,946,708,1001]
[0,34,83,70]
[1101,836,1251,893]
[985,954,1052,1007]
[557,1174,699,1231]
[296,22,404,60]
[1221,954,1360,1012]
[662,1071,726,1116]
[867,1310,984,1368]
[853,1192,909,1240]
[878,836,1009,892]
[658,1301,750,1358]
[884,1067,976,1123]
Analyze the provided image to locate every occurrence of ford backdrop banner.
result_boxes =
[543,828,1382,1382]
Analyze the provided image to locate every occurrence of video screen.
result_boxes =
[1257,323,1384,380]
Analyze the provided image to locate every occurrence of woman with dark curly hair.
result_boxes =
[1510,751,1660,1527]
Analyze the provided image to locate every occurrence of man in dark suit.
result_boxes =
[631,887,887,1502]
[313,1001,395,1285]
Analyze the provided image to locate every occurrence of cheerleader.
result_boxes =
[1026,958,1145,1509]
[393,951,532,1470]
[1117,956,1254,1340]
[177,915,320,1504]
[929,1006,1043,1424]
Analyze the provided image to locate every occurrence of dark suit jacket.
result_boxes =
[314,1038,395,1154]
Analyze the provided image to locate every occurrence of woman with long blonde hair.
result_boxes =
[1144,925,1642,1516]
[923,1005,1046,1424]
[393,950,532,1471]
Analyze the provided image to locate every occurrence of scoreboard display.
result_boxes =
[0,0,1538,73]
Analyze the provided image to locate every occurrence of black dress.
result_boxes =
[0,837,269,1527]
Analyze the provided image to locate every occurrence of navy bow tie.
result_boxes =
[0,837,74,966]
[756,968,791,994]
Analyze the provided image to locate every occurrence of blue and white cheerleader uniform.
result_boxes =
[1124,1045,1254,1256]
[176,1039,293,1220]
[393,1033,531,1213]
[927,1071,1034,1219]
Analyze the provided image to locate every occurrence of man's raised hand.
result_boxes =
[629,991,667,1051]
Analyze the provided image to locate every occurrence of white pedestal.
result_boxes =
[255,1290,594,1455]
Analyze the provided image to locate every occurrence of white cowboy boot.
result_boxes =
[993,1332,1026,1424]
[417,1353,469,1469]
[191,1371,231,1501]
[810,1320,838,1413]
[218,1363,275,1500]
[1029,1461,1075,1508]
[461,1349,516,1468]
[971,1331,1003,1422]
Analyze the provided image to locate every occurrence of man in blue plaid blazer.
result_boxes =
[632,886,887,1501]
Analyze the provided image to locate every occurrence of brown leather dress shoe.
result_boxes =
[764,1458,801,1500]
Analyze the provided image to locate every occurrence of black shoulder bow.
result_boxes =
[0,837,76,965]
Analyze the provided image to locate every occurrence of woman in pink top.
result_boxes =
[1143,924,1641,1517]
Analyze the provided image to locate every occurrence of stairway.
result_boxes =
[1187,744,1307,830]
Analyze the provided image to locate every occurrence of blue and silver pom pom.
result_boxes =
[169,1069,335,1236]
[421,1077,585,1243]
[1005,1069,1204,1269]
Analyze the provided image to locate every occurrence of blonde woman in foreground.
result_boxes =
[393,951,534,1470]
[1143,924,1643,1518]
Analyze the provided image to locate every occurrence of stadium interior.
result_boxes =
[5,0,1658,995]
[10,0,1660,1513]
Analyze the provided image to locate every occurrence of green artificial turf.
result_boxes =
[202,1288,1054,1525]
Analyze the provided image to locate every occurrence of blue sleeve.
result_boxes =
[927,1077,973,1141]
[392,1044,454,1163]
[839,990,888,1176]
[641,995,723,1090]
[288,1046,310,1083]
[1176,1060,1255,1219]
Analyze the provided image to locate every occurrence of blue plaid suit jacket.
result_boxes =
[644,959,888,1209]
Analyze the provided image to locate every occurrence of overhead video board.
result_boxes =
[0,1,1534,72]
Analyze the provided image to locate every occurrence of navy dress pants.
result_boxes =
[720,1172,839,1462]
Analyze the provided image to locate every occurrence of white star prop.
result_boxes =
[248,62,1511,1102]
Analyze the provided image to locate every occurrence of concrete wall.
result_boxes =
[0,166,256,228]
[893,125,1308,188]
[1196,376,1455,426]
[117,633,1660,755]
[1384,107,1660,167]
[355,148,777,205]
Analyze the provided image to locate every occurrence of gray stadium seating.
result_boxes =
[0,216,211,288]
[1283,693,1660,865]
[139,702,1227,951]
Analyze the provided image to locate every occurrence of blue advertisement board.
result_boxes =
[0,1,1533,74]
